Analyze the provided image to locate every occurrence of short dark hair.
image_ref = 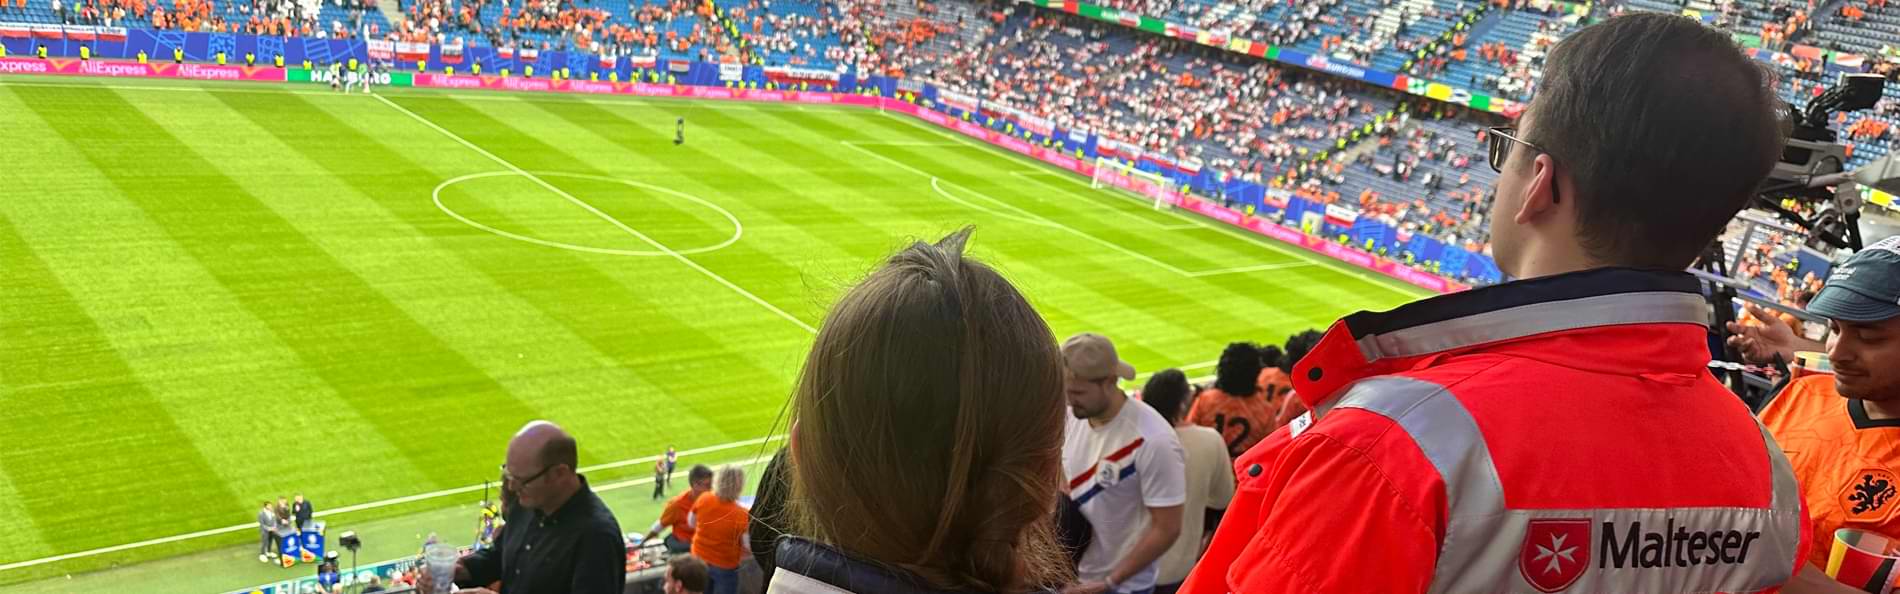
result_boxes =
[1141,369,1193,425]
[1522,13,1786,269]
[1283,330,1325,373]
[1257,344,1285,372]
[668,555,710,592]
[688,464,714,485]
[1213,342,1263,397]
[539,434,577,472]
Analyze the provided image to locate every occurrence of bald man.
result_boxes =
[422,421,626,594]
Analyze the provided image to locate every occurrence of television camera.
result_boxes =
[1699,72,1887,403]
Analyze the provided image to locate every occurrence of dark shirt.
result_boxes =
[459,476,626,594]
[749,447,792,583]
[294,500,314,526]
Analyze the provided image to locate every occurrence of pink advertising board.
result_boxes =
[0,57,285,81]
[405,74,887,108]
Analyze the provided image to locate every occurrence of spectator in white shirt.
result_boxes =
[1060,333,1187,594]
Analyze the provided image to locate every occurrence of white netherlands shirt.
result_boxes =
[1063,394,1188,593]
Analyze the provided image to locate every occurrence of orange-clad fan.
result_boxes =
[1187,342,1276,459]
[1181,14,1807,594]
[643,464,713,554]
[690,465,750,594]
[1256,330,1324,430]
[1735,237,1900,592]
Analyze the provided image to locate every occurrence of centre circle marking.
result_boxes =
[433,171,743,256]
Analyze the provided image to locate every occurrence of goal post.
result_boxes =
[1091,157,1178,210]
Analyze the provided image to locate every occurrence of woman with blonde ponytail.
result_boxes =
[768,228,1072,594]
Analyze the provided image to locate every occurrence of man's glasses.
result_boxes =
[1485,126,1562,204]
[500,463,555,487]
[1486,126,1549,173]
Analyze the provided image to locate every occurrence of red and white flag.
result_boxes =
[439,39,464,64]
[1324,203,1360,228]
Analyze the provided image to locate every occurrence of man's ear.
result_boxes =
[1513,153,1563,226]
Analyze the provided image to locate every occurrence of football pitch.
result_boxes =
[0,74,1426,589]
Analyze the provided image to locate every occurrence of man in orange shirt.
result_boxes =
[644,464,713,554]
[1187,342,1276,459]
[1737,238,1900,590]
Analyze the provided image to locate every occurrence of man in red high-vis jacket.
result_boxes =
[1180,13,1809,594]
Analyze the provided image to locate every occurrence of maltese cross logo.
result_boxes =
[1519,519,1591,592]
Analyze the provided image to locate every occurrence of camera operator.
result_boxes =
[1734,238,1900,592]
[316,550,342,594]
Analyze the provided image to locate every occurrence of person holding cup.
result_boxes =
[1736,238,1900,593]
[417,420,626,594]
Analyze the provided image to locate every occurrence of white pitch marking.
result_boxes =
[841,140,1192,275]
[432,171,744,257]
[848,140,1309,280]
[0,350,1233,573]
[1185,261,1317,277]
[1007,171,1199,231]
[842,140,966,147]
[375,93,818,334]
[868,110,1423,296]
[0,435,787,573]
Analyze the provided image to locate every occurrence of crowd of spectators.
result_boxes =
[915,8,1388,177]
[899,3,1499,252]
[54,0,377,37]
[724,0,843,67]
[391,0,709,58]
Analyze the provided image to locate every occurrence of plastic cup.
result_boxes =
[424,543,459,594]
[1828,529,1900,593]
[1793,349,1839,371]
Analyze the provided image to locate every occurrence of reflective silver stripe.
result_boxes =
[1330,376,1804,594]
[1331,377,1512,594]
[1354,292,1710,361]
[1758,421,1800,513]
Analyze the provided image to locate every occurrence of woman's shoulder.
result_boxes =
[770,537,1055,594]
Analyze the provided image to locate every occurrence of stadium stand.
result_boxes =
[18,0,393,37]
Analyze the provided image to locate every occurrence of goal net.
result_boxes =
[1091,157,1178,210]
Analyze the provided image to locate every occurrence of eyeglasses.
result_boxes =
[500,463,555,487]
[1486,126,1562,204]
[1485,126,1549,173]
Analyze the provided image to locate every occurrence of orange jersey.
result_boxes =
[1256,367,1294,405]
[689,492,750,569]
[659,490,696,542]
[1761,375,1900,569]
[1188,386,1279,459]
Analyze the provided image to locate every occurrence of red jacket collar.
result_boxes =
[1291,268,1713,408]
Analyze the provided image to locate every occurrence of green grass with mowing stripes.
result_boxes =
[0,75,1427,589]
